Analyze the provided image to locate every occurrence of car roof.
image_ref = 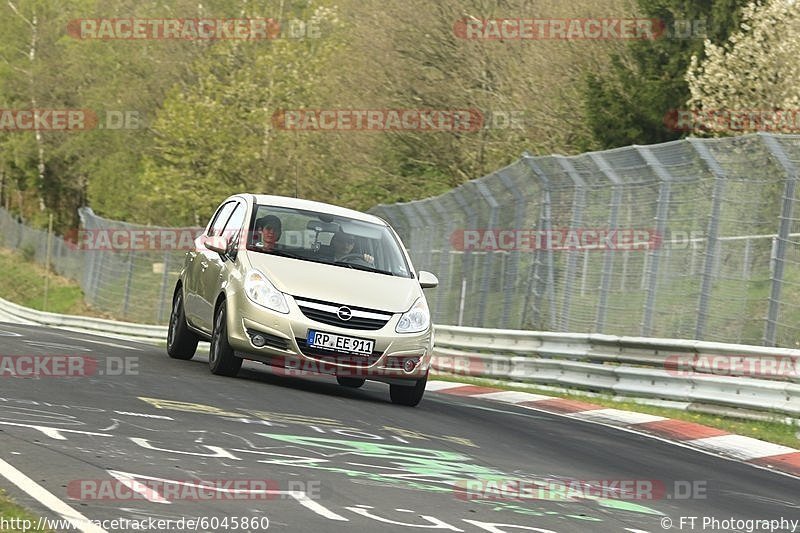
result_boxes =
[244,194,387,226]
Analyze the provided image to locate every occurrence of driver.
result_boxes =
[253,215,282,251]
[331,231,373,264]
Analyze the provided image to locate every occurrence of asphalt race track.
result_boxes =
[0,322,798,533]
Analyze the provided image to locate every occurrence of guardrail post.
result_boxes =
[589,153,622,333]
[498,167,527,329]
[554,156,586,331]
[473,180,499,326]
[522,153,557,330]
[689,138,727,341]
[637,146,674,337]
[760,133,798,346]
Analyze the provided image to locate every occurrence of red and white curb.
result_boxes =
[426,380,800,478]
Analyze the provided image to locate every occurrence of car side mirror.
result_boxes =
[418,271,439,289]
[204,234,229,255]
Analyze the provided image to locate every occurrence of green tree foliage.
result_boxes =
[583,0,748,150]
[139,2,342,225]
[687,0,800,135]
[1,0,699,227]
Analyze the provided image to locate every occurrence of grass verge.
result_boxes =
[0,489,50,532]
[0,249,108,318]
[433,374,800,449]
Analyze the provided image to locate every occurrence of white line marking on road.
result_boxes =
[64,336,143,351]
[0,328,22,336]
[23,340,92,352]
[113,411,174,420]
[108,470,170,504]
[104,470,349,520]
[0,457,108,533]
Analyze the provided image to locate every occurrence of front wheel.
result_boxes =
[167,289,199,360]
[389,373,427,407]
[209,302,242,377]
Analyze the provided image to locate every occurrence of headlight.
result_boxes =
[396,298,430,333]
[244,269,289,314]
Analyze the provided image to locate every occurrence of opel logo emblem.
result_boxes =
[337,306,352,321]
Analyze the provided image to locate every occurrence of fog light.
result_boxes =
[251,334,267,347]
[403,357,419,373]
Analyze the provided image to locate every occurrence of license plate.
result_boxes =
[306,330,374,356]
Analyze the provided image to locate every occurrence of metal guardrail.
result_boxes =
[432,326,800,417]
[2,295,797,417]
[0,296,167,344]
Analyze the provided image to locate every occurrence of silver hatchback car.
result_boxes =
[167,194,439,406]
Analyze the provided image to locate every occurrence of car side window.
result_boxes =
[208,201,236,237]
[222,202,246,240]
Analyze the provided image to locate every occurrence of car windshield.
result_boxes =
[246,204,412,278]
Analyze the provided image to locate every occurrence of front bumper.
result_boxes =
[226,290,432,384]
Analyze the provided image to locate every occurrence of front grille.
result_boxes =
[294,297,393,331]
[295,337,382,366]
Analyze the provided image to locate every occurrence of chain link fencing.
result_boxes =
[370,133,800,348]
[1,132,799,347]
[0,207,194,324]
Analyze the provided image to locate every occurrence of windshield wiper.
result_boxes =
[333,261,396,276]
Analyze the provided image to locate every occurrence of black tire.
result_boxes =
[337,376,366,388]
[209,302,243,377]
[167,288,199,360]
[389,373,428,407]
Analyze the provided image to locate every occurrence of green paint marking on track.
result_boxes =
[255,433,663,518]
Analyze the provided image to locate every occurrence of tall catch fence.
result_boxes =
[0,207,193,324]
[1,133,799,346]
[370,133,800,347]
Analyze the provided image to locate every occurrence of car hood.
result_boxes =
[245,252,421,313]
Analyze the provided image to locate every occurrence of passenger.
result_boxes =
[330,231,374,264]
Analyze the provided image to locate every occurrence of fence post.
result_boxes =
[554,156,586,332]
[637,146,674,337]
[157,250,172,323]
[689,138,726,341]
[121,249,135,318]
[589,153,623,333]
[760,133,798,346]
[398,203,421,261]
[522,153,556,330]
[411,201,436,274]
[453,188,477,326]
[430,200,454,323]
[473,180,499,326]
[498,167,527,329]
